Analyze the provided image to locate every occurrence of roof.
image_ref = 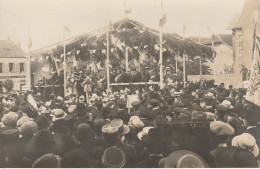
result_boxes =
[32,18,214,60]
[228,0,260,30]
[0,40,26,58]
[202,34,232,47]
[227,13,241,30]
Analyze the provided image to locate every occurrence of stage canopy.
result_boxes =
[31,18,215,74]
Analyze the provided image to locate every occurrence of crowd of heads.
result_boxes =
[0,80,260,168]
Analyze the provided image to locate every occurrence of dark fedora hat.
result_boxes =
[25,129,63,153]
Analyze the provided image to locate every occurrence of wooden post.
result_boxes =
[125,46,129,72]
[27,51,31,90]
[175,54,178,74]
[159,26,163,89]
[63,41,67,97]
[200,56,202,86]
[183,52,186,88]
[106,30,110,90]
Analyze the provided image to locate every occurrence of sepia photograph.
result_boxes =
[0,0,260,167]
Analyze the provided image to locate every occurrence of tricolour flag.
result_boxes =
[246,36,260,106]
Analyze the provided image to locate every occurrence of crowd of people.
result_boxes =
[35,66,184,99]
[0,78,260,168]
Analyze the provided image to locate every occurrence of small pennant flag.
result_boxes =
[159,14,167,27]
[183,25,187,36]
[64,26,71,32]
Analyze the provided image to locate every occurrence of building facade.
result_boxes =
[228,0,260,74]
[0,40,30,92]
[203,34,233,75]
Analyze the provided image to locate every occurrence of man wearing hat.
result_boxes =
[130,100,142,116]
[101,123,137,167]
[148,99,163,123]
[131,67,142,83]
[111,98,130,124]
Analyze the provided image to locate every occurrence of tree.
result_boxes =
[3,79,14,92]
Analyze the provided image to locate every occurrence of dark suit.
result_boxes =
[111,109,130,124]
[135,154,163,168]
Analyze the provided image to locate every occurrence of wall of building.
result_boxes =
[0,57,29,91]
[232,0,260,74]
[206,43,233,74]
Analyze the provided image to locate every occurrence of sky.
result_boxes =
[0,0,244,52]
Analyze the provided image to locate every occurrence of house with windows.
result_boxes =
[0,40,30,92]
[202,34,233,75]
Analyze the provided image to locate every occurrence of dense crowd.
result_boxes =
[0,79,260,168]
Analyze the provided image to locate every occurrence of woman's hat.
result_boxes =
[210,121,235,136]
[232,133,259,157]
[137,126,154,141]
[51,109,67,121]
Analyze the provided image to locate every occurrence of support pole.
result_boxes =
[106,30,110,90]
[125,46,129,72]
[212,39,215,80]
[175,54,178,74]
[183,52,186,88]
[27,51,31,90]
[159,26,163,89]
[200,56,202,86]
[63,41,67,97]
[199,37,202,86]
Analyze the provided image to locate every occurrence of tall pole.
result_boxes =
[182,36,186,88]
[63,41,67,97]
[106,29,110,90]
[212,38,215,80]
[175,54,178,74]
[199,37,202,86]
[27,51,31,90]
[125,46,129,72]
[159,25,163,89]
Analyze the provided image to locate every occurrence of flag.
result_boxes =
[159,14,167,27]
[27,29,32,50]
[246,36,260,106]
[64,26,71,32]
[183,25,187,36]
[28,36,32,49]
[159,0,167,27]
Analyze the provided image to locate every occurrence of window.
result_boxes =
[0,63,2,73]
[20,63,25,73]
[9,63,14,73]
[239,42,243,47]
